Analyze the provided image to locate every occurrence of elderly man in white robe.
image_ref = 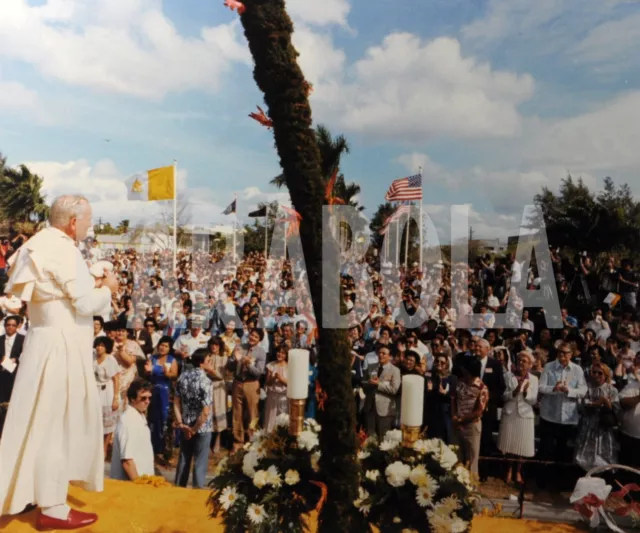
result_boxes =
[0,195,119,531]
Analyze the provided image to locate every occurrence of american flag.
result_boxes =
[385,174,422,201]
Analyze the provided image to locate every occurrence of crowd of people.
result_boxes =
[2,229,640,493]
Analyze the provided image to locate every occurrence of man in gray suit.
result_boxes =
[364,344,401,441]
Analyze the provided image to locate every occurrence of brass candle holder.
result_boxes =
[288,398,306,437]
[401,424,421,448]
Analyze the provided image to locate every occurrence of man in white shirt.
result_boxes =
[538,342,587,488]
[110,380,155,481]
[174,316,209,366]
[0,292,22,315]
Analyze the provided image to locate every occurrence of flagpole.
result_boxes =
[395,208,399,268]
[418,166,423,273]
[172,159,177,273]
[264,207,268,260]
[404,202,410,270]
[233,193,237,263]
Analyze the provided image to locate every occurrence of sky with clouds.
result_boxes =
[0,0,638,242]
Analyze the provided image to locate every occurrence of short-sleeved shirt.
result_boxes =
[110,405,155,480]
[174,332,209,358]
[175,367,213,434]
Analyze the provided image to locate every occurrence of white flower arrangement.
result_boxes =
[356,434,476,533]
[209,417,325,533]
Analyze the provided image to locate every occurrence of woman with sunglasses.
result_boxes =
[574,363,620,472]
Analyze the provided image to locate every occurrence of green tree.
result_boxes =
[238,1,358,529]
[0,162,49,227]
[116,219,131,234]
[530,175,640,256]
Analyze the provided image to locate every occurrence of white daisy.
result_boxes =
[247,504,267,525]
[266,465,282,487]
[253,470,268,489]
[275,413,290,427]
[416,486,435,508]
[365,470,380,482]
[285,469,300,485]
[436,495,461,516]
[385,461,411,488]
[218,487,239,511]
[357,451,370,460]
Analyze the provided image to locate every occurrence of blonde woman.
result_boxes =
[498,350,538,484]
[575,363,620,471]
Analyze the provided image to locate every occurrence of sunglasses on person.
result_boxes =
[138,395,152,402]
[591,370,604,376]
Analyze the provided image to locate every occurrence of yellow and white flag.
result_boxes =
[125,165,175,201]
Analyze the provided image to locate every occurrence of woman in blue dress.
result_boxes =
[144,336,179,459]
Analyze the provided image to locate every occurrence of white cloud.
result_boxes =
[0,0,250,101]
[310,34,534,141]
[0,79,39,114]
[461,0,568,46]
[520,91,640,173]
[568,12,640,71]
[287,0,351,28]
[396,153,443,176]
[293,25,346,89]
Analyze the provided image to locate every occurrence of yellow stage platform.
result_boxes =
[0,479,582,533]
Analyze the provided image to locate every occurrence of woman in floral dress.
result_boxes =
[263,344,289,432]
[204,336,228,454]
[94,336,120,459]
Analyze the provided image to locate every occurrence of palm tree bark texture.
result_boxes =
[236,0,359,529]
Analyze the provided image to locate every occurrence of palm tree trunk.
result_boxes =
[238,1,358,529]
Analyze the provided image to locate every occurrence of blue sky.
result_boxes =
[1,0,639,242]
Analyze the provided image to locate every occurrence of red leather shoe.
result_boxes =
[36,509,98,531]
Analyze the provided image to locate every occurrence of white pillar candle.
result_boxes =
[401,375,424,427]
[287,349,310,399]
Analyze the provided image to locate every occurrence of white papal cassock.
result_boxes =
[0,227,111,515]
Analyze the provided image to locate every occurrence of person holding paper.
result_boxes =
[0,315,25,405]
[0,195,119,530]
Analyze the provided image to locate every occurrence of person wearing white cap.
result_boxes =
[174,316,209,369]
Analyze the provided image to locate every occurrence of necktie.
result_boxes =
[377,365,384,378]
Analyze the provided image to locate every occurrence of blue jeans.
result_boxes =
[175,432,211,488]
